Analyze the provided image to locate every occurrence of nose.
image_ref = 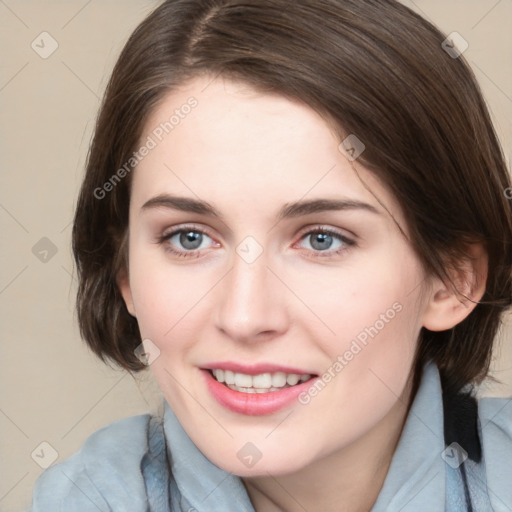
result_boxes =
[214,249,290,344]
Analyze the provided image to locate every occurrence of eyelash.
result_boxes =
[156,224,356,259]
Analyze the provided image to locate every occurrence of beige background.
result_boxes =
[1,1,511,510]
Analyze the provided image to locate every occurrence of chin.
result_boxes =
[205,445,315,478]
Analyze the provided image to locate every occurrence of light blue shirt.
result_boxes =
[29,361,512,511]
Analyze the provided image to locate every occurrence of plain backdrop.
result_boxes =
[1,1,511,510]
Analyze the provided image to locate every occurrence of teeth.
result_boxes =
[211,369,312,392]
[234,373,252,388]
[286,374,300,386]
[227,385,284,393]
[272,372,287,387]
[253,373,272,388]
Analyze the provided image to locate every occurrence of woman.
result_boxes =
[30,0,512,510]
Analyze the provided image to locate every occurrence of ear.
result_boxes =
[117,267,136,317]
[422,243,488,332]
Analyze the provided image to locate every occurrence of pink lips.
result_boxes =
[201,362,318,416]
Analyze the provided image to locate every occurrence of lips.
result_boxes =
[201,362,318,415]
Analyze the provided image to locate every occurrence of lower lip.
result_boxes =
[202,369,317,416]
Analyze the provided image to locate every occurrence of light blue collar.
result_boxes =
[370,361,446,511]
[163,402,255,511]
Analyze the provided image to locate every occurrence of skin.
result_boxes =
[118,75,486,512]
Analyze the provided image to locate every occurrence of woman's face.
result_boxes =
[120,75,432,476]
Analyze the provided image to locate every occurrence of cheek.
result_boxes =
[298,247,423,398]
[128,247,218,352]
[290,246,422,345]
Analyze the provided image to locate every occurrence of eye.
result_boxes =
[157,226,218,258]
[170,230,210,250]
[297,228,355,256]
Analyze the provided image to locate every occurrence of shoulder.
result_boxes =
[30,413,156,512]
[478,395,512,510]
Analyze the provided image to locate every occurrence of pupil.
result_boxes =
[311,232,332,251]
[180,231,202,250]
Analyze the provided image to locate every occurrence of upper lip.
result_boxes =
[201,361,317,375]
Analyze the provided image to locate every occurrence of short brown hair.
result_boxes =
[72,0,512,393]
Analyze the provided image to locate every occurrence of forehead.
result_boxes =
[131,75,403,226]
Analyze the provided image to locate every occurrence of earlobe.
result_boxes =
[116,268,137,318]
[422,243,488,332]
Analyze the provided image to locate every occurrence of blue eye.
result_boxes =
[159,227,215,257]
[307,232,337,251]
[299,229,354,255]
[171,230,207,250]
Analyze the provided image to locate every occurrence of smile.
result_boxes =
[210,369,311,393]
[201,364,319,415]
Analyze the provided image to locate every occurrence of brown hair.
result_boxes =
[72,0,512,393]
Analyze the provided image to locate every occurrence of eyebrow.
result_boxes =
[140,194,381,220]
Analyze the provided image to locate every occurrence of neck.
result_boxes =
[242,377,415,512]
